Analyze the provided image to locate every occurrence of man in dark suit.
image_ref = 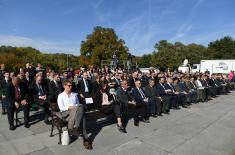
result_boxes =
[116,80,137,125]
[171,77,189,108]
[165,77,182,109]
[155,77,171,113]
[48,73,63,103]
[200,74,213,99]
[6,77,30,130]
[208,74,220,95]
[132,80,150,123]
[0,72,10,115]
[144,78,162,116]
[29,75,50,124]
[78,72,92,105]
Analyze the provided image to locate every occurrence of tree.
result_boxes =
[80,26,129,66]
[208,36,235,59]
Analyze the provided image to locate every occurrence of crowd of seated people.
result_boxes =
[0,63,235,150]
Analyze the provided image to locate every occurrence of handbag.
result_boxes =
[61,129,70,145]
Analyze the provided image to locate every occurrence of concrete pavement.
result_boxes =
[0,91,235,155]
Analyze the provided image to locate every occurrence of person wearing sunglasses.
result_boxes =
[57,79,92,150]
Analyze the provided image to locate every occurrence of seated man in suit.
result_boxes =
[200,74,213,99]
[6,77,30,130]
[132,80,150,123]
[193,75,206,102]
[29,75,50,124]
[171,78,189,108]
[209,74,221,95]
[78,72,92,107]
[155,77,171,113]
[165,77,182,109]
[57,79,92,150]
[144,78,162,117]
[48,73,63,103]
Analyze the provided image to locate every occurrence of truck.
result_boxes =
[191,59,235,74]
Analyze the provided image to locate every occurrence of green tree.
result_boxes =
[208,36,235,59]
[80,26,129,66]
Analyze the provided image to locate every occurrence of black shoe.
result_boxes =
[151,114,158,118]
[117,125,127,133]
[157,113,163,117]
[9,125,15,131]
[176,107,181,110]
[143,118,150,123]
[24,123,30,128]
[182,105,188,108]
[134,120,139,127]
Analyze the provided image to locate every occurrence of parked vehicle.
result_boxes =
[192,60,235,74]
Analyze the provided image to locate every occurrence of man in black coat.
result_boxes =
[116,80,135,123]
[0,72,11,115]
[6,77,30,130]
[29,75,50,124]
[144,78,162,116]
[208,74,220,95]
[77,72,92,105]
[165,77,182,109]
[155,77,171,113]
[48,73,63,103]
[132,80,150,123]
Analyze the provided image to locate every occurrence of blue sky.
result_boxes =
[0,0,235,56]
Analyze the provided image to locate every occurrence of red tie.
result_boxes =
[15,86,20,100]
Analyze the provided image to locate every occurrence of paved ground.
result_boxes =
[1,91,235,155]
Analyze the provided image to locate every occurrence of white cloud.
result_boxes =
[0,35,79,55]
[170,24,192,41]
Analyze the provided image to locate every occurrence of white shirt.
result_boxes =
[57,92,79,112]
[195,80,203,87]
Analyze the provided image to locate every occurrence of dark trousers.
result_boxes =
[147,99,157,115]
[161,96,170,113]
[34,99,50,119]
[189,91,197,103]
[177,93,186,106]
[101,103,121,118]
[169,95,178,108]
[7,102,30,126]
[204,87,211,99]
[133,102,148,121]
[1,98,7,111]
[196,89,205,101]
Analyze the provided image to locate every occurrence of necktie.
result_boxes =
[15,86,20,100]
[84,79,89,92]
[138,88,145,99]
[38,85,44,96]
[191,81,196,88]
[168,84,175,92]
[160,83,165,90]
